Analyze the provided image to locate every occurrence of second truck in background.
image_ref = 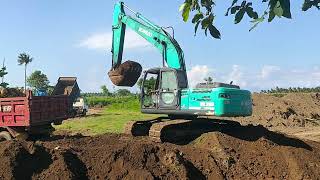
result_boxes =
[52,77,87,117]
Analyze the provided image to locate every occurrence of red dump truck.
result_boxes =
[0,77,80,141]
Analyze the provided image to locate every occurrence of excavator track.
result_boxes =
[123,117,239,143]
[124,117,204,143]
[148,119,192,143]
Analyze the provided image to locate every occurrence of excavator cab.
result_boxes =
[141,68,188,112]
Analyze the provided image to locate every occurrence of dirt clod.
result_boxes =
[108,60,142,87]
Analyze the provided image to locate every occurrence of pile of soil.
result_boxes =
[235,93,320,128]
[1,128,320,180]
[0,87,25,98]
[108,60,142,87]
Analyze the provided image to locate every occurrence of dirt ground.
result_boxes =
[1,130,320,180]
[0,93,319,180]
[234,93,320,142]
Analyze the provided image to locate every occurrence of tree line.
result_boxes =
[81,85,136,97]
[261,86,320,93]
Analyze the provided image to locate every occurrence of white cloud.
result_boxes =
[260,65,281,79]
[187,65,212,88]
[78,29,150,51]
[76,63,320,92]
[186,64,320,92]
[227,65,247,87]
[312,72,320,79]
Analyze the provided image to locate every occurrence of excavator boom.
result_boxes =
[111,1,186,71]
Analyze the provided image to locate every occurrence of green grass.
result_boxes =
[85,96,140,107]
[54,97,159,135]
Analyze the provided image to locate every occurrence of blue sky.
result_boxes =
[0,0,319,92]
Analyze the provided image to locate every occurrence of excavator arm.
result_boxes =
[111,1,186,71]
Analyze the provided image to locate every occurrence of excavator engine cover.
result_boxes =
[108,60,142,87]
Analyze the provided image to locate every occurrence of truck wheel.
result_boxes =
[0,131,12,141]
[82,110,87,116]
[70,110,77,118]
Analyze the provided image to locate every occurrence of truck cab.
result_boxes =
[72,97,88,117]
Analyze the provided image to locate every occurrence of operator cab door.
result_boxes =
[141,71,160,109]
[158,70,179,110]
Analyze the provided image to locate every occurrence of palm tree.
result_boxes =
[204,76,213,84]
[17,53,33,91]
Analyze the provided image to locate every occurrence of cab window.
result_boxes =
[161,71,177,90]
[142,73,159,108]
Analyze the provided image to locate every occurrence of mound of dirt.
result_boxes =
[1,129,320,180]
[236,93,320,128]
[192,124,320,179]
[0,87,25,98]
[0,141,52,180]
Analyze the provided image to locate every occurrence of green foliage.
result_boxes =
[85,95,139,108]
[17,52,33,90]
[27,70,50,90]
[47,86,55,95]
[82,92,107,97]
[261,86,320,94]
[106,96,141,111]
[180,0,319,39]
[100,85,111,96]
[302,0,320,11]
[137,77,156,94]
[0,66,8,88]
[137,78,143,90]
[17,52,33,66]
[116,89,131,96]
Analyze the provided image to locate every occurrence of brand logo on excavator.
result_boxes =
[138,27,152,37]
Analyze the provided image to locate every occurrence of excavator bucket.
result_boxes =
[108,60,142,87]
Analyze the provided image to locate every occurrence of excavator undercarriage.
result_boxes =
[123,117,241,144]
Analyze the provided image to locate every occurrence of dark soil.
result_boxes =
[1,128,320,180]
[108,60,142,87]
[235,93,320,128]
[1,93,320,179]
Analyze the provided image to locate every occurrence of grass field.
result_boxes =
[54,97,159,135]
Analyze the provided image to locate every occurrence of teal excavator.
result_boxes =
[108,2,252,142]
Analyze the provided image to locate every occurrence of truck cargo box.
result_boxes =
[52,77,80,103]
[0,91,69,128]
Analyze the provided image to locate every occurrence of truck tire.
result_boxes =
[70,110,77,118]
[0,131,12,141]
[82,110,87,116]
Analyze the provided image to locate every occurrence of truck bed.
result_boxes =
[0,92,69,128]
[52,77,80,103]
